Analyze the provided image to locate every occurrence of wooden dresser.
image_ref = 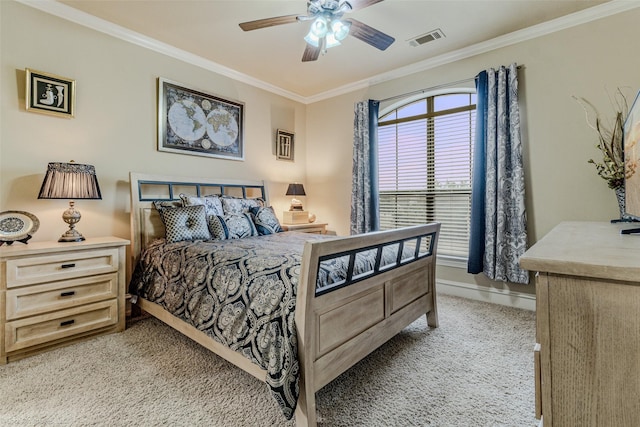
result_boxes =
[0,237,129,363]
[520,222,640,426]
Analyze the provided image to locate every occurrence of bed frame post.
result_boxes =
[426,256,439,328]
[294,241,320,427]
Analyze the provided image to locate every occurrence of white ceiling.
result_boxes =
[27,0,632,102]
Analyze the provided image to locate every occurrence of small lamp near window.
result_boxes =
[286,183,306,211]
[38,161,102,242]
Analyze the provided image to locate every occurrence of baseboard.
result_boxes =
[436,279,536,311]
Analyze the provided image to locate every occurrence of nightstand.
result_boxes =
[0,236,129,363]
[281,222,328,234]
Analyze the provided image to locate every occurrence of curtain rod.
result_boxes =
[378,64,523,104]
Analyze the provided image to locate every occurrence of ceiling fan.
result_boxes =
[239,0,395,62]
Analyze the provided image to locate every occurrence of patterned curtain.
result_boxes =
[350,100,380,234]
[468,63,529,284]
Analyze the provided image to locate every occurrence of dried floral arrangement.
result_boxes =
[623,102,639,181]
[573,89,628,190]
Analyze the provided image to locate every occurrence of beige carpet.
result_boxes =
[0,294,536,426]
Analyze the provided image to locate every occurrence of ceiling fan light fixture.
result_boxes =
[325,32,341,48]
[331,19,350,41]
[304,30,321,47]
[310,16,329,38]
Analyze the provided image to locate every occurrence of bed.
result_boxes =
[128,172,440,426]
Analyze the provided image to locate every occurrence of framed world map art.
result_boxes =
[157,78,244,160]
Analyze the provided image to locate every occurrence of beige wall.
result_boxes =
[1,1,307,244]
[2,2,638,298]
[305,9,640,296]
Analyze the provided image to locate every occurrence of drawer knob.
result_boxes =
[60,319,75,327]
[60,263,76,269]
[60,291,76,297]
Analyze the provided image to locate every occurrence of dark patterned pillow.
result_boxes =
[250,206,283,235]
[152,200,183,212]
[208,213,257,239]
[158,205,211,243]
[179,193,224,217]
[221,196,265,215]
[207,215,229,240]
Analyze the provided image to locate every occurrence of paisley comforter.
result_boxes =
[129,231,404,419]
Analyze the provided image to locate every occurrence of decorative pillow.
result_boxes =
[250,206,283,235]
[158,205,211,243]
[221,196,265,215]
[207,215,229,240]
[153,200,183,212]
[179,193,224,217]
[208,213,257,240]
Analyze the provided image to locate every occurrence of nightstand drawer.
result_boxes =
[297,225,325,234]
[5,248,119,288]
[282,222,328,234]
[5,300,118,352]
[6,273,118,320]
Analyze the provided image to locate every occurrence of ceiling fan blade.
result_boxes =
[239,14,299,31]
[346,0,385,12]
[302,44,321,62]
[346,18,395,50]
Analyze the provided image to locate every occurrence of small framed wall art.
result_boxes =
[276,129,295,161]
[158,77,244,161]
[25,68,75,118]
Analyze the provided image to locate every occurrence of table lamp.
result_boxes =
[286,183,306,211]
[38,161,102,242]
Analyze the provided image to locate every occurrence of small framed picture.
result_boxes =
[276,129,295,161]
[25,68,75,118]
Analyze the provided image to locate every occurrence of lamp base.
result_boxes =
[59,228,85,242]
[289,197,303,211]
[59,201,85,242]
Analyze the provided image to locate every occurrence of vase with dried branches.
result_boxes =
[573,89,628,218]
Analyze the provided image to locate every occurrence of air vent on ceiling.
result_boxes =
[408,28,446,47]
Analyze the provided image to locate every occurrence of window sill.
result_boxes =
[437,255,468,269]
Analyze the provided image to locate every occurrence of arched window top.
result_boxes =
[380,87,476,121]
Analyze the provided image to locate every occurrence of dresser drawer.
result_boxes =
[5,273,118,320]
[5,248,119,288]
[5,300,118,353]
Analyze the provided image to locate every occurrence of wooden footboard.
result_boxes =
[294,223,440,426]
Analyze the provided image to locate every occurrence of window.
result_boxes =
[378,91,476,259]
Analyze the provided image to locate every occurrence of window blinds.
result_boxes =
[378,99,475,258]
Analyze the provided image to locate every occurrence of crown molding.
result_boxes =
[15,0,308,103]
[305,0,640,103]
[17,0,640,105]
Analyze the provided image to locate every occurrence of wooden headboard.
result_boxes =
[129,172,268,266]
